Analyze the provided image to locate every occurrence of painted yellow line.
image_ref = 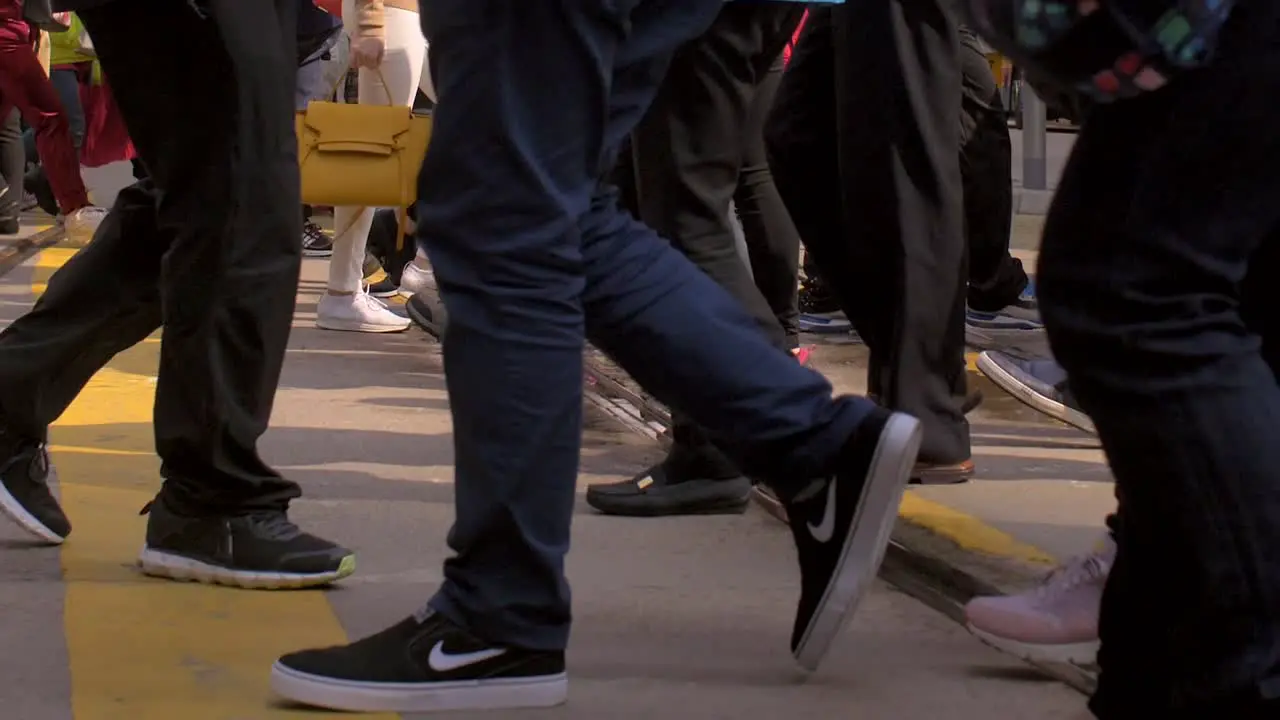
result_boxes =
[965,351,979,373]
[899,492,1054,565]
[26,249,393,720]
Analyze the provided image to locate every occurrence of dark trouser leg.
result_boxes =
[766,9,844,311]
[736,53,803,344]
[770,3,969,464]
[0,108,20,220]
[830,0,968,464]
[628,3,803,490]
[957,28,1024,312]
[418,0,869,650]
[1035,4,1280,714]
[28,0,303,513]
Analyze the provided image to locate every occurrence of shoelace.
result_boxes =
[1032,550,1112,600]
[353,286,391,312]
[136,501,303,542]
[303,223,328,245]
[247,511,304,541]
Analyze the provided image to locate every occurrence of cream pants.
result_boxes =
[329,3,434,292]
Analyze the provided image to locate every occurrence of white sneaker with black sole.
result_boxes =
[781,407,923,671]
[0,436,70,544]
[272,607,568,712]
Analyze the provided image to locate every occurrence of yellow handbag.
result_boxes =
[296,68,432,248]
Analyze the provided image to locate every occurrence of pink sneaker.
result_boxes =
[964,536,1114,665]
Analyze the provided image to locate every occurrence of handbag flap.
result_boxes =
[300,101,413,155]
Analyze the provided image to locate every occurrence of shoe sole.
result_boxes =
[0,474,66,545]
[137,548,357,590]
[270,662,568,712]
[967,624,1099,666]
[368,288,400,299]
[964,316,1043,331]
[793,413,923,672]
[585,494,749,517]
[315,319,410,334]
[975,353,1096,435]
[302,249,334,258]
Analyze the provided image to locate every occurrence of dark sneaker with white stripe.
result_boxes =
[0,437,70,544]
[783,407,922,671]
[272,608,568,712]
[138,496,355,589]
[976,350,1095,434]
[301,221,333,257]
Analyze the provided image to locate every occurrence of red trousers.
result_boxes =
[0,18,89,214]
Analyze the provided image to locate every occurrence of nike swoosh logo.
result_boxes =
[427,641,507,673]
[806,479,838,543]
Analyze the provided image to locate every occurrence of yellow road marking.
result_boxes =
[899,492,1054,565]
[27,250,392,719]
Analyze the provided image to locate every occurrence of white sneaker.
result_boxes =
[63,206,107,246]
[398,261,436,297]
[316,290,411,333]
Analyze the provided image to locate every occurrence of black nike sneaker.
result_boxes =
[272,607,567,712]
[138,496,356,590]
[0,436,70,544]
[782,407,922,671]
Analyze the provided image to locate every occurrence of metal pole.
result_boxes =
[1021,85,1048,191]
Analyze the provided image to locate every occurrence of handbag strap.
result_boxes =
[326,51,397,107]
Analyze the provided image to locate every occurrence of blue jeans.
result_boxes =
[416,0,872,651]
[295,28,341,112]
[23,67,82,161]
[1037,0,1280,715]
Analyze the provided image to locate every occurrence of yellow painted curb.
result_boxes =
[26,249,393,720]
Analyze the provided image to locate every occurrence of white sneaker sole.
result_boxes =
[137,547,356,590]
[968,624,1100,666]
[975,353,1096,435]
[792,413,923,672]
[0,475,65,544]
[270,662,568,712]
[315,318,410,333]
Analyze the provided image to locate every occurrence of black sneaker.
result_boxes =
[138,496,356,589]
[365,277,400,298]
[301,221,334,257]
[782,407,922,671]
[406,292,447,338]
[586,461,750,517]
[271,608,568,712]
[0,438,70,543]
[975,350,1095,434]
[0,216,18,235]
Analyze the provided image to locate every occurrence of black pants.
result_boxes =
[767,3,969,464]
[0,108,19,220]
[0,0,303,514]
[738,54,801,341]
[1036,1,1280,713]
[628,2,805,479]
[957,29,1025,311]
